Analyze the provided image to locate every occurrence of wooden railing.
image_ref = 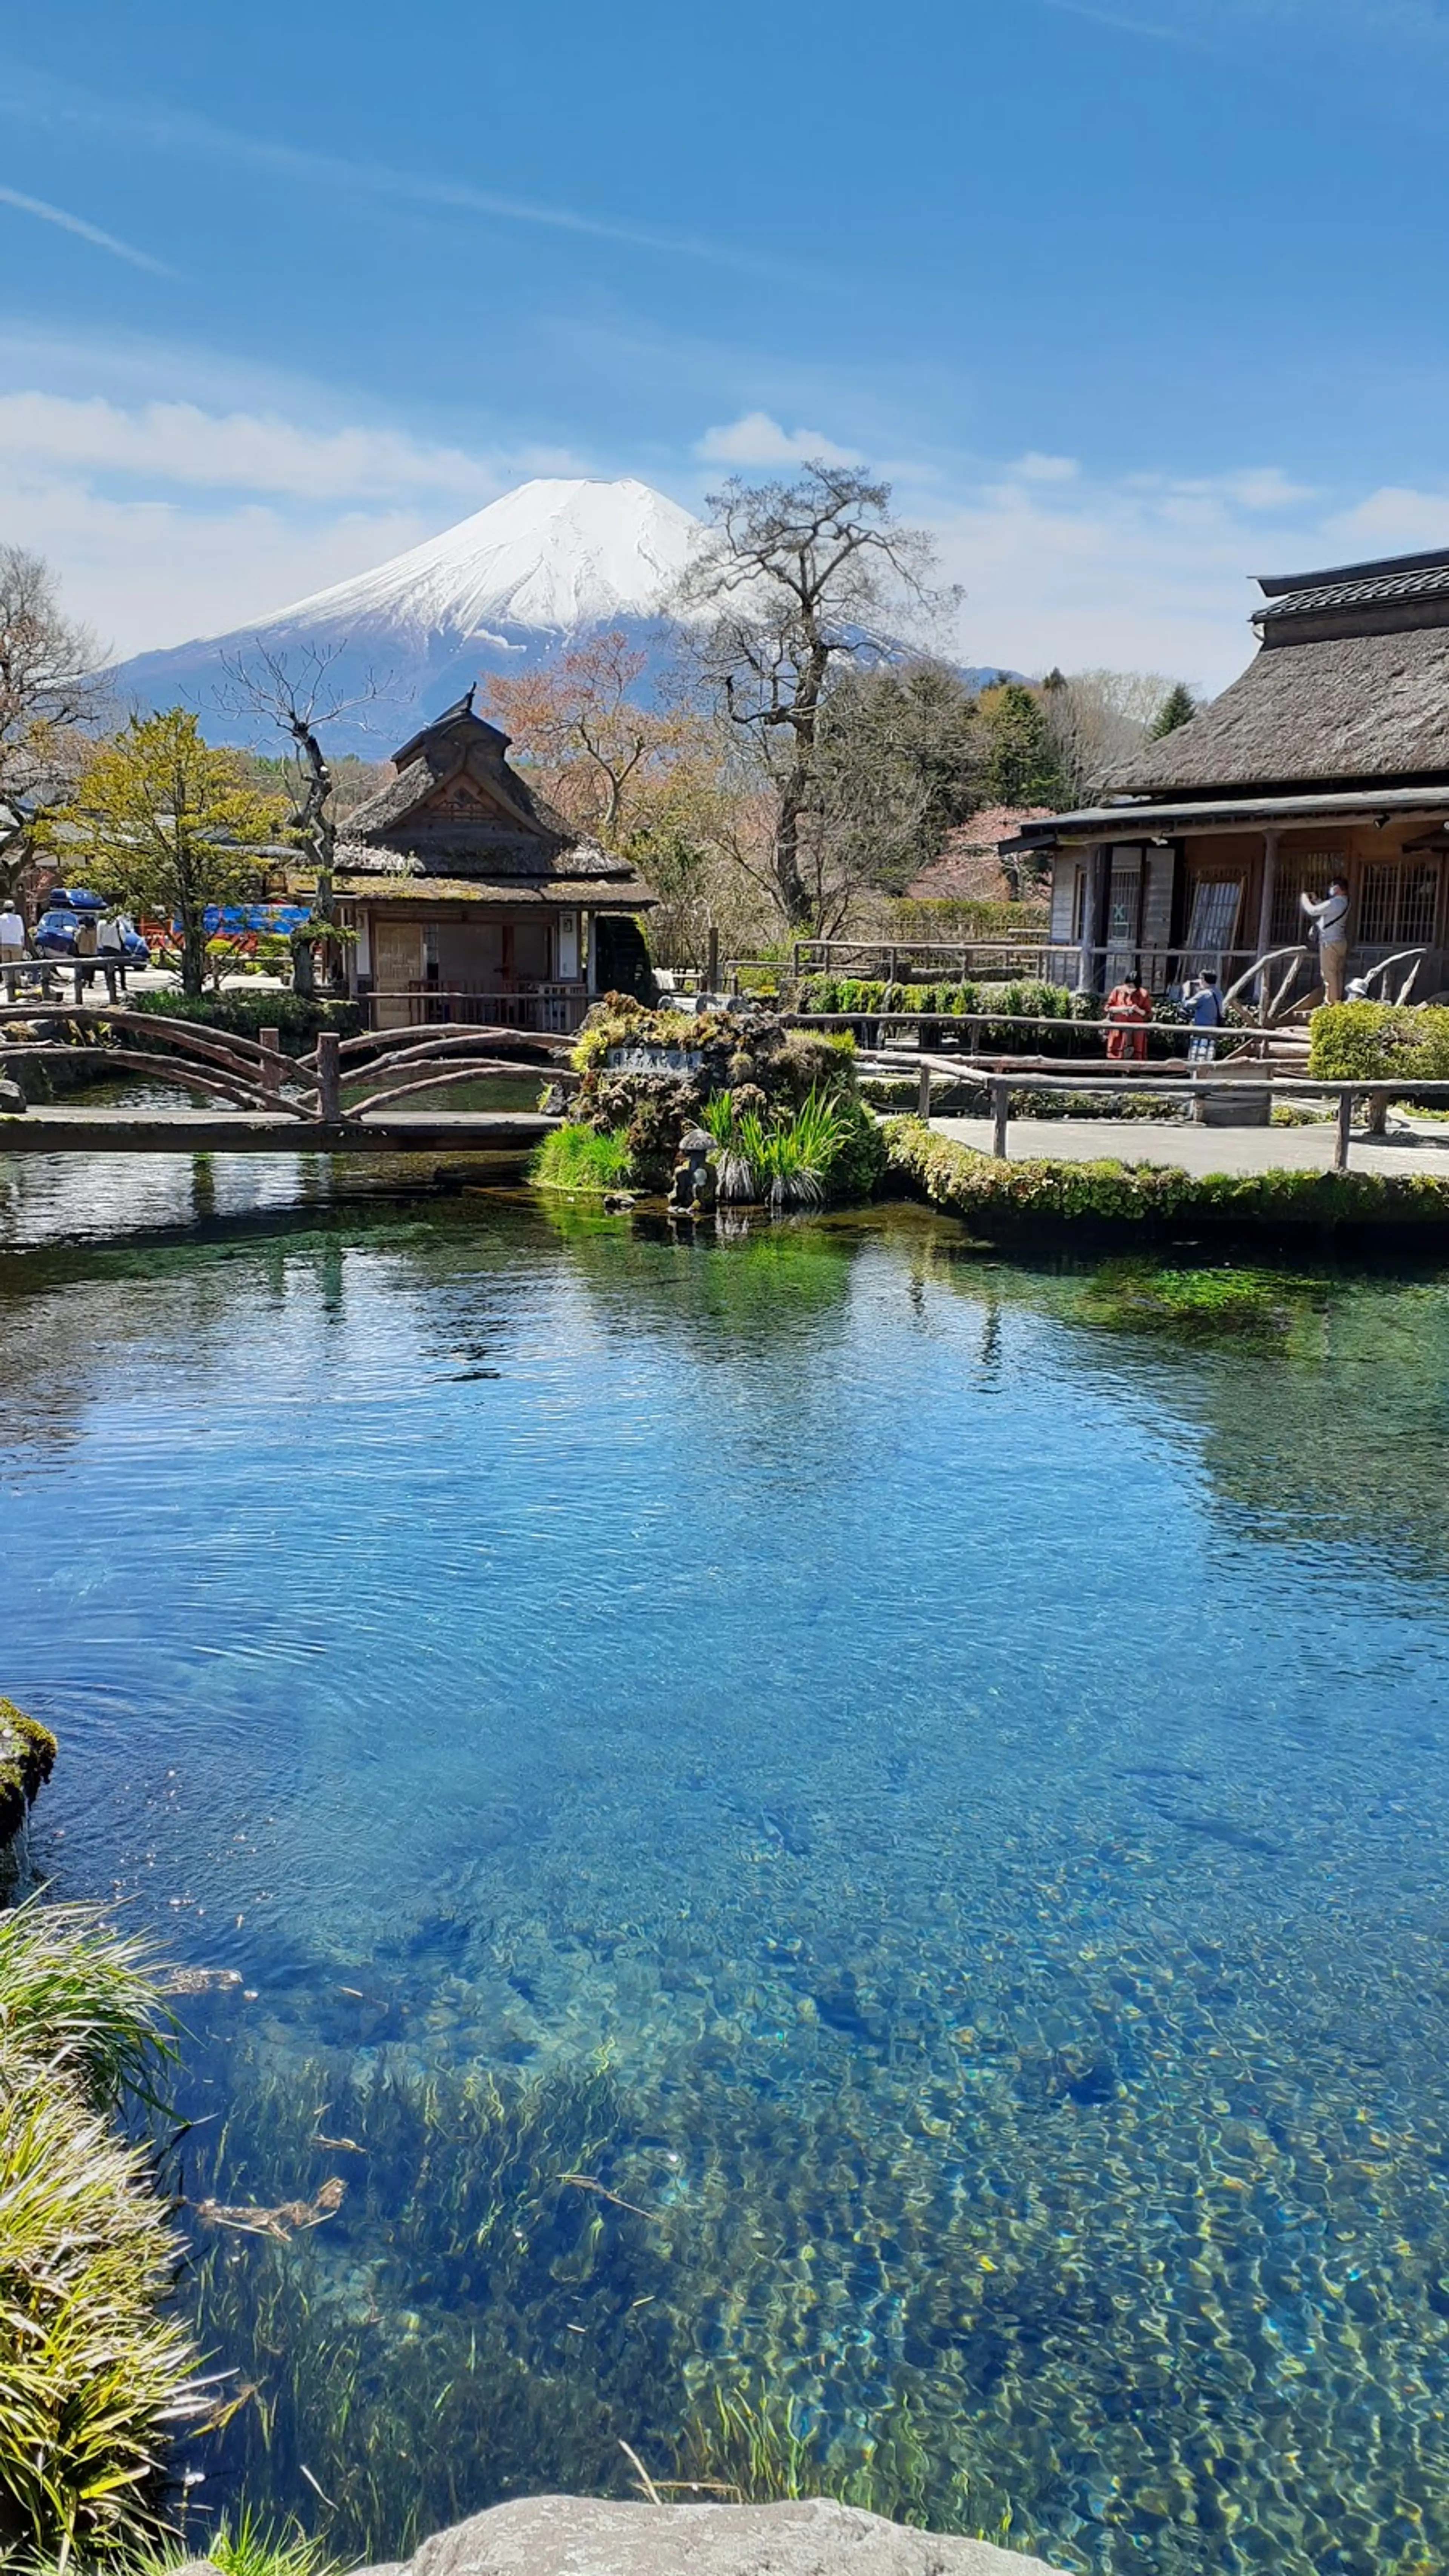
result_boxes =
[911,1065,1449,1172]
[0,1006,575,1129]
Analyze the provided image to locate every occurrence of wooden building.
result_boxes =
[1005,547,1449,998]
[335,692,654,1030]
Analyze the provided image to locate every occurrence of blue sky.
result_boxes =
[4,0,1449,683]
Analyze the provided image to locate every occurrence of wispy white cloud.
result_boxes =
[1039,0,1211,46]
[1010,452,1081,484]
[0,66,799,279]
[696,412,862,468]
[0,181,170,274]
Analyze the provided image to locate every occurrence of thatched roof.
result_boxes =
[1114,624,1449,798]
[335,873,654,910]
[345,688,591,877]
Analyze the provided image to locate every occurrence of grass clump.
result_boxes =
[138,2507,339,2576]
[529,1123,634,1195]
[0,1901,204,2567]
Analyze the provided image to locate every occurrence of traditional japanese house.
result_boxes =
[334,691,655,1030]
[1005,546,1449,998]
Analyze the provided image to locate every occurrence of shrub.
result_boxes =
[529,1124,634,1195]
[1307,1001,1449,1085]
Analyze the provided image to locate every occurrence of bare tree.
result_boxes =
[1040,668,1174,804]
[219,643,386,988]
[0,546,107,898]
[674,465,959,930]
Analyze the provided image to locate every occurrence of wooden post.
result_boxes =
[260,1027,281,1097]
[991,1077,1010,1159]
[1335,1085,1353,1173]
[917,1060,932,1120]
[317,1029,341,1126]
[706,925,720,993]
[1255,828,1279,1008]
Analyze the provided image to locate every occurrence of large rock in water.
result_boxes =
[354,2497,1065,2576]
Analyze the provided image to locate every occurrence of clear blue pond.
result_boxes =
[3,1144,1449,2574]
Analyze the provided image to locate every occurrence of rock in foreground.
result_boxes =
[355,2496,1064,2576]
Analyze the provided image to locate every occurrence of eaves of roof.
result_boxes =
[1002,784,1449,848]
[334,874,655,909]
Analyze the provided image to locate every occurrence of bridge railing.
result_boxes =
[0,1004,576,1127]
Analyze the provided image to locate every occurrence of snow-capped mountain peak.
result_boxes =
[255,476,701,645]
[111,476,705,749]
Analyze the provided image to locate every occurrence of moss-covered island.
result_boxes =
[0,1696,56,1846]
[531,997,884,1208]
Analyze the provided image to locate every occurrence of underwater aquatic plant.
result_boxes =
[141,2505,340,2576]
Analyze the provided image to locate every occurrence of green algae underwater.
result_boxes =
[3,1164,1449,2574]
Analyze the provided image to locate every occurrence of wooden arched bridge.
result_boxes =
[0,1007,571,1155]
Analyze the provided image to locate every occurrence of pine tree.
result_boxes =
[1151,681,1199,738]
[978,682,1069,808]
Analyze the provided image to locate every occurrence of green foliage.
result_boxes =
[127,992,361,1051]
[141,2507,339,2576]
[883,1113,1449,1238]
[1150,681,1200,738]
[701,1086,881,1207]
[976,681,1069,809]
[530,1123,634,1195]
[41,711,286,999]
[0,1899,175,2112]
[1308,1001,1449,1084]
[0,1903,202,2564]
[813,659,983,894]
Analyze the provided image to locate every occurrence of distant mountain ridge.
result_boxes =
[110,474,1015,754]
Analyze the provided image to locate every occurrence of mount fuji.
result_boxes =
[111,477,705,754]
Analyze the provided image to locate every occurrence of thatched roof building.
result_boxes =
[333,691,654,1030]
[1006,547,1449,998]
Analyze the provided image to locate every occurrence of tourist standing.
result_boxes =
[73,911,98,997]
[1105,970,1152,1062]
[1186,970,1225,1062]
[1301,877,1351,1006]
[0,899,24,1000]
[97,910,128,1002]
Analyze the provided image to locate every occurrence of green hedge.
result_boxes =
[1307,1001,1449,1083]
[127,992,362,1051]
[882,1115,1449,1236]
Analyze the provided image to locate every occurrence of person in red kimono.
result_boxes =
[1105,972,1152,1062]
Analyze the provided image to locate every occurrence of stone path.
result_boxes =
[928,1114,1449,1179]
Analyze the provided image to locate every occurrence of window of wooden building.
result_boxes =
[1357,861,1440,948]
[1270,853,1346,947]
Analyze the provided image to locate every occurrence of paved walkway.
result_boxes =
[928,1115,1449,1180]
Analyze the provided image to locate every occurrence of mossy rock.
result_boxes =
[0,1697,57,1843]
